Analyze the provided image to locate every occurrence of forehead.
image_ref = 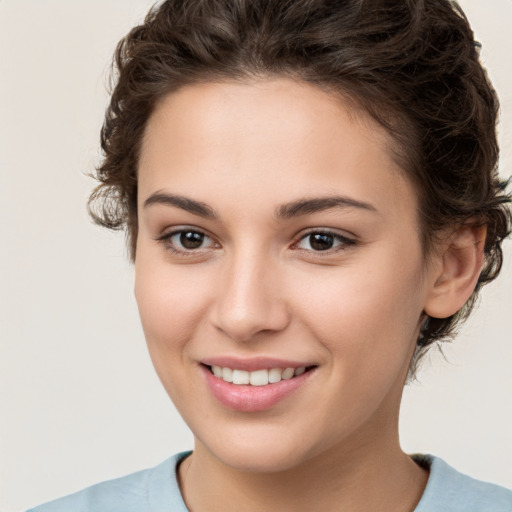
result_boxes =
[138,78,417,221]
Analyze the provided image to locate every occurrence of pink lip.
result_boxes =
[201,364,316,412]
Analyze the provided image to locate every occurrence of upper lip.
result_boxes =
[200,356,317,372]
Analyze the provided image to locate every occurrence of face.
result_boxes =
[135,78,433,472]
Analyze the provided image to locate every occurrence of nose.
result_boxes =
[209,251,291,342]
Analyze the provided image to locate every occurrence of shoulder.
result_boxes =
[414,454,512,512]
[26,452,191,512]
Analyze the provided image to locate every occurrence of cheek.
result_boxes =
[292,249,424,368]
[134,255,217,412]
[134,252,211,356]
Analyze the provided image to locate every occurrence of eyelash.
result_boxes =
[291,229,356,254]
[156,228,356,256]
[156,228,218,257]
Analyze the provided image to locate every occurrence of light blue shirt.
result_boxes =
[27,452,512,511]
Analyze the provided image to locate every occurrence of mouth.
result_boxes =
[204,364,317,386]
[201,361,317,412]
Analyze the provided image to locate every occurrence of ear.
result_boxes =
[424,225,486,319]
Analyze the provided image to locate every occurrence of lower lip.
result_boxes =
[201,365,315,412]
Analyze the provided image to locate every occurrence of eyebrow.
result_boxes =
[275,195,377,218]
[143,192,377,220]
[144,192,217,219]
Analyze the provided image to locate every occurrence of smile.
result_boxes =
[209,365,309,386]
[202,364,317,412]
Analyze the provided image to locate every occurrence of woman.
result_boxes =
[27,0,512,510]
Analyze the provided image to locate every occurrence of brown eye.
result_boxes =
[179,231,204,249]
[295,231,355,253]
[160,229,218,254]
[308,233,334,251]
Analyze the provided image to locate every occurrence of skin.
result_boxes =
[134,78,485,512]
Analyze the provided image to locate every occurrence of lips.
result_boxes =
[200,358,317,412]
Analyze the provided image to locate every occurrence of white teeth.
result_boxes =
[222,367,233,383]
[268,368,282,383]
[249,369,269,386]
[210,365,310,385]
[282,367,295,380]
[232,369,250,385]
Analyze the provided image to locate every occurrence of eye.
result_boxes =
[173,231,206,250]
[158,228,218,254]
[294,231,355,252]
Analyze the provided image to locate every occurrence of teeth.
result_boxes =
[249,369,268,386]
[232,369,250,385]
[282,367,295,380]
[210,365,310,386]
[268,368,282,383]
[221,367,233,383]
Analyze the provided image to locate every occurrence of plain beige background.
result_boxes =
[1,1,511,511]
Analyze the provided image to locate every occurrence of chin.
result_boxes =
[194,423,323,474]
[216,444,309,473]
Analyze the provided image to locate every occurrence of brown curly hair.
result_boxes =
[89,0,511,370]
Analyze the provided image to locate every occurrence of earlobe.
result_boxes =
[424,225,486,319]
